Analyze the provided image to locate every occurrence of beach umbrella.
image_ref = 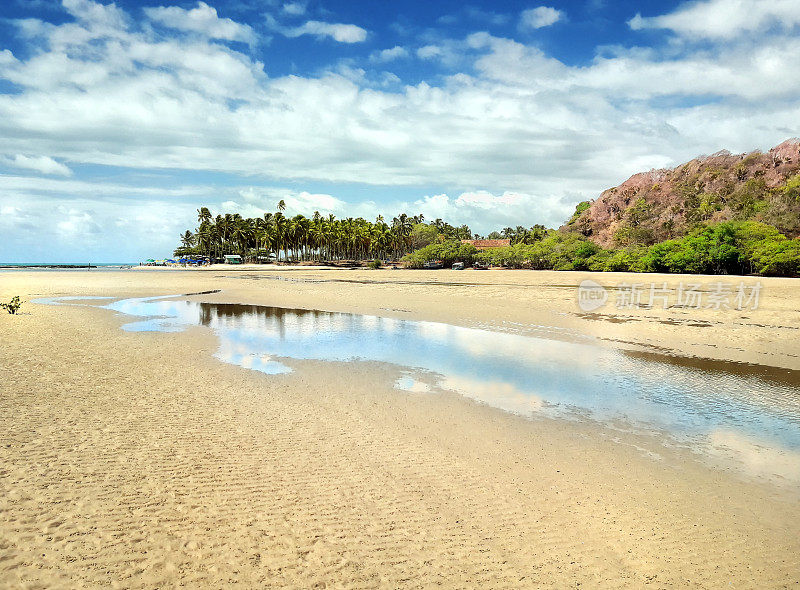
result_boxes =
[146,258,155,262]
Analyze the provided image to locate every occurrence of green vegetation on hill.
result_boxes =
[464,221,800,276]
[565,143,800,248]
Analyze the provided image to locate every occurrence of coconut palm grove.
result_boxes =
[176,202,494,264]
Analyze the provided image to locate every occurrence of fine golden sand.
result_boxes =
[1,268,799,588]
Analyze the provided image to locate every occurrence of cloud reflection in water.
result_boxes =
[100,296,800,484]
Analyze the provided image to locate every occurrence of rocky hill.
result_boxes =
[563,139,800,247]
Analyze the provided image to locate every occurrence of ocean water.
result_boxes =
[0,263,136,271]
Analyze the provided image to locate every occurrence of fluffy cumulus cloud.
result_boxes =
[282,2,306,16]
[2,155,72,176]
[406,191,567,231]
[519,6,563,29]
[284,20,367,43]
[1,0,799,260]
[0,179,205,262]
[144,2,256,44]
[369,45,409,63]
[225,187,347,218]
[629,0,800,39]
[61,0,127,30]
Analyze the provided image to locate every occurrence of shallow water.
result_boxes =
[32,296,116,304]
[41,295,800,484]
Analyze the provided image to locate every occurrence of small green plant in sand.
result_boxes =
[0,296,22,314]
[367,259,382,269]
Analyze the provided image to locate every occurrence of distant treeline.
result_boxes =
[403,220,800,276]
[176,202,551,262]
[176,203,482,262]
[176,204,799,276]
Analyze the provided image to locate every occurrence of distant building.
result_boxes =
[460,239,511,250]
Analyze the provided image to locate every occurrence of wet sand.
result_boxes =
[1,269,799,588]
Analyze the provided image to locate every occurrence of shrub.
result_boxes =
[633,221,799,276]
[367,259,381,269]
[473,234,601,270]
[402,241,478,268]
[409,223,439,250]
[749,239,800,276]
[566,201,591,225]
[589,247,649,272]
[404,222,800,277]
[0,296,22,314]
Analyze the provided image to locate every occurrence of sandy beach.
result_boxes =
[2,268,799,588]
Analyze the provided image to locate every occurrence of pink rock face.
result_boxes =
[563,139,800,248]
[769,138,800,164]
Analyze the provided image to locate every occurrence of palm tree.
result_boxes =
[180,230,195,249]
[293,215,310,260]
[215,215,228,255]
[392,214,413,257]
[260,222,276,260]
[231,218,253,258]
[273,212,288,261]
[197,222,215,257]
[197,207,212,225]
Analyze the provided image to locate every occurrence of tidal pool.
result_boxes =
[44,295,800,483]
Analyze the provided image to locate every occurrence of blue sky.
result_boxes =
[1,0,799,262]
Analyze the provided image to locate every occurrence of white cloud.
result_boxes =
[407,191,568,231]
[0,192,197,262]
[416,45,442,59]
[282,2,306,16]
[0,49,19,67]
[0,174,214,198]
[369,46,409,63]
[3,155,72,176]
[229,187,346,218]
[144,2,256,44]
[62,0,127,30]
[414,39,467,68]
[285,20,367,43]
[2,5,796,195]
[56,209,102,238]
[629,0,800,39]
[1,0,800,262]
[519,6,563,29]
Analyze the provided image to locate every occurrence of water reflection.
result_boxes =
[706,429,800,482]
[32,296,114,305]
[395,376,431,393]
[98,296,800,483]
